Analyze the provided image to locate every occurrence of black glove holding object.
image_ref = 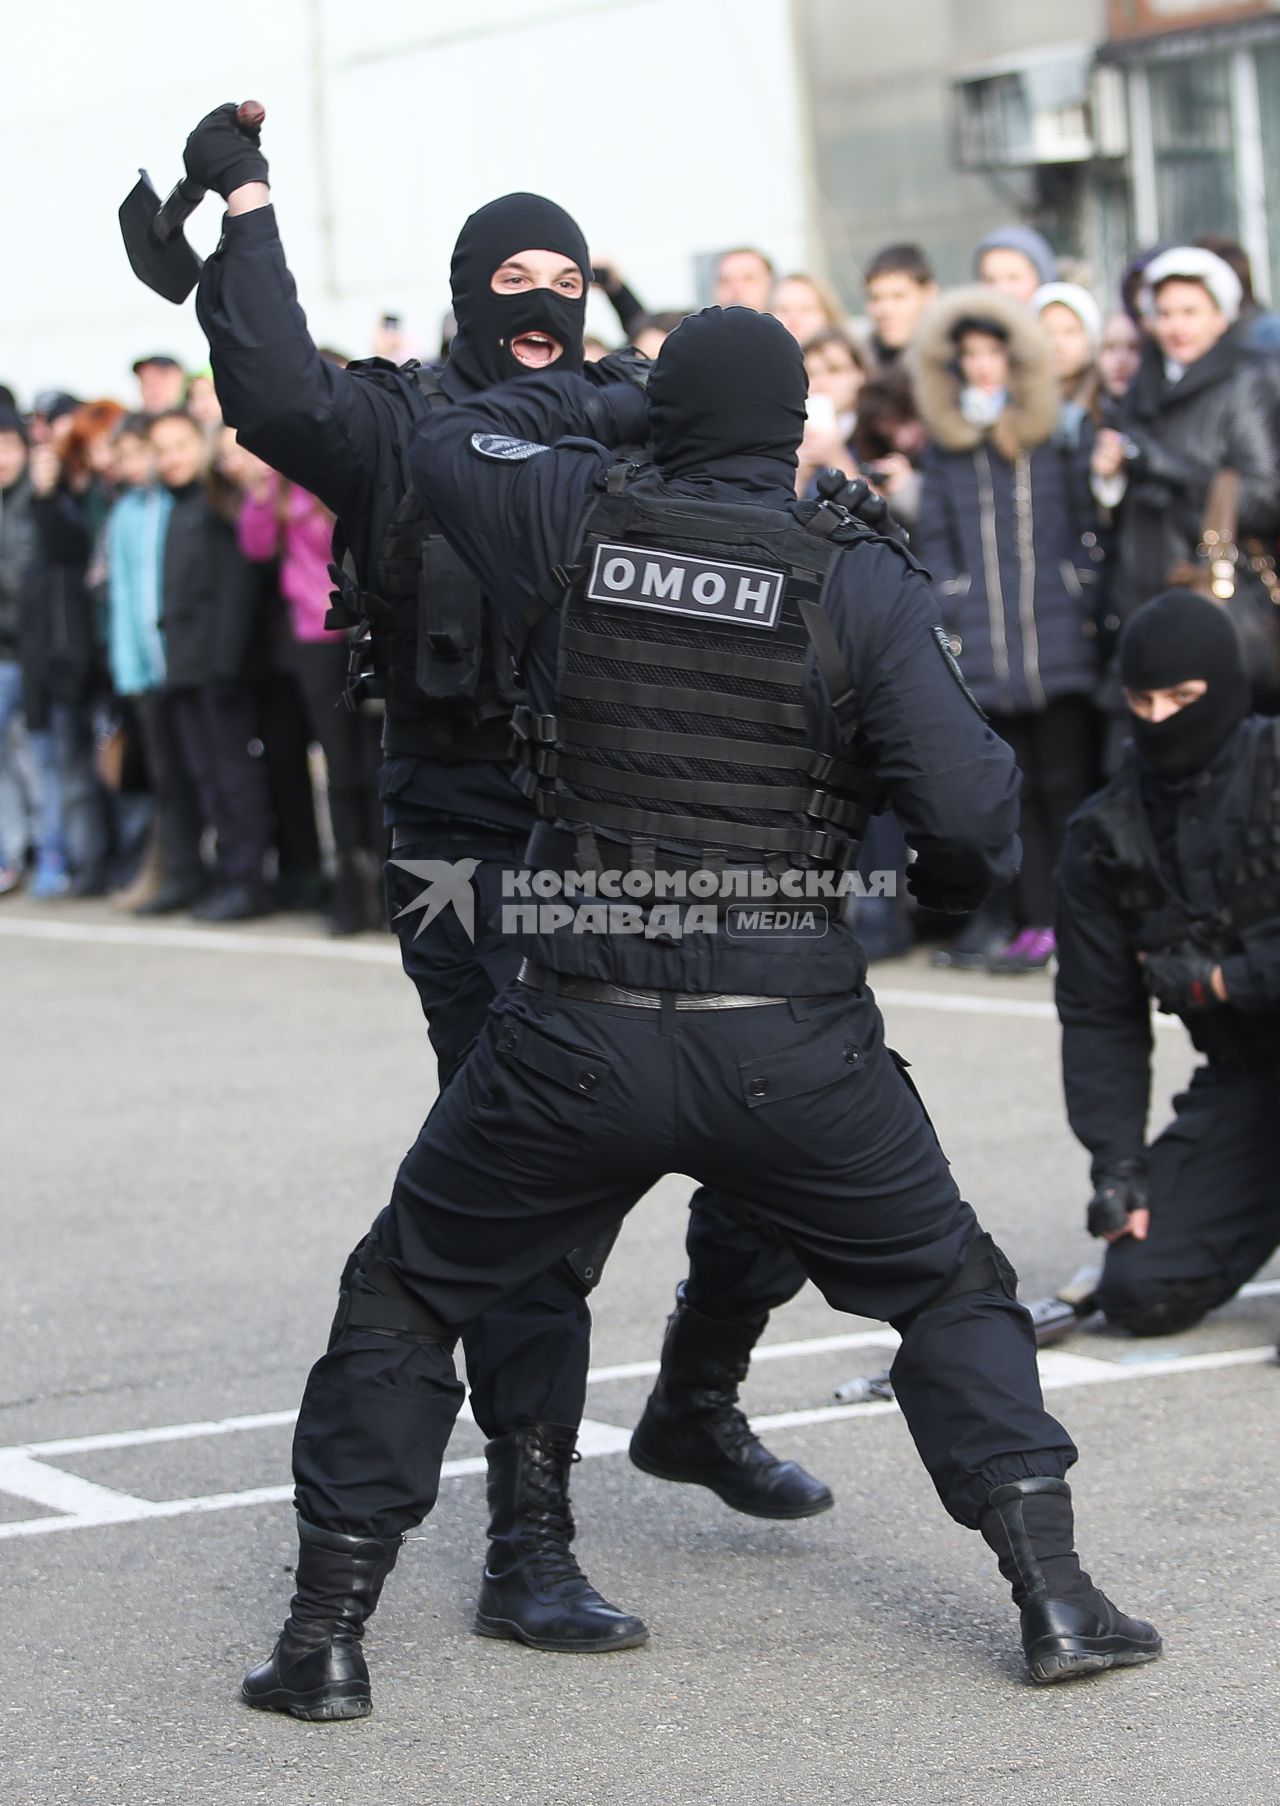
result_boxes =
[184,103,269,201]
[905,840,990,915]
[1141,946,1220,1015]
[1086,1157,1150,1239]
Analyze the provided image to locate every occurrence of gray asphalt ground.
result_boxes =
[1,899,1276,1806]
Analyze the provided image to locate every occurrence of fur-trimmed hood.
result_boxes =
[908,286,1060,460]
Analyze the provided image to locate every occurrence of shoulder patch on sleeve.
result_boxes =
[931,623,988,720]
[470,432,550,462]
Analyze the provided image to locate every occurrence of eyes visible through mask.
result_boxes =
[1123,680,1208,722]
[490,251,585,299]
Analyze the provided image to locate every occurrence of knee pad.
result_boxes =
[1098,1280,1217,1338]
[337,1258,456,1347]
[894,1231,1020,1334]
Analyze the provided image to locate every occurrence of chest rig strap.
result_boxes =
[327,361,523,761]
[1082,723,1280,952]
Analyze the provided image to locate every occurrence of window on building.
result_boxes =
[1256,42,1280,303]
[1148,54,1238,244]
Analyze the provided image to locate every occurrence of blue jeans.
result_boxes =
[0,661,63,871]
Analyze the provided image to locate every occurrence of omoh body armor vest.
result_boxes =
[326,364,523,765]
[1078,719,1280,1065]
[513,465,882,994]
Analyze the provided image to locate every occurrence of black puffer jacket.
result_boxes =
[159,483,260,689]
[0,474,38,663]
[25,484,102,730]
[911,287,1101,717]
[1110,329,1280,622]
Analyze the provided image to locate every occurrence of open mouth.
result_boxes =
[510,331,562,369]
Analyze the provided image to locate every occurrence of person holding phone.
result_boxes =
[795,328,867,496]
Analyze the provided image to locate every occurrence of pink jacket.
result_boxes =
[238,478,334,643]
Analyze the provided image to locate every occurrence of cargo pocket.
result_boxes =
[471,1007,615,1170]
[737,1029,863,1154]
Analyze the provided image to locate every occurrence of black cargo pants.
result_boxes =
[295,978,1076,1536]
[1097,1063,1280,1336]
[381,831,808,1439]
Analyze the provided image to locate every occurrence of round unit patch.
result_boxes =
[470,433,550,462]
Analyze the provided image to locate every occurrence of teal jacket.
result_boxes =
[106,485,172,694]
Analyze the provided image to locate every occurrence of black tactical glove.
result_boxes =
[183,103,269,201]
[1141,946,1220,1015]
[905,842,990,916]
[1086,1158,1150,1239]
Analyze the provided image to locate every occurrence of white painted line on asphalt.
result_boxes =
[0,1339,1272,1544]
[0,1452,154,1519]
[587,1328,897,1385]
[0,915,400,965]
[26,1408,302,1459]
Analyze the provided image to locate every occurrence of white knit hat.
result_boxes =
[1139,247,1243,324]
[1033,282,1103,349]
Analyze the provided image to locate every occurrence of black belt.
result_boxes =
[517,959,791,1011]
[391,822,526,857]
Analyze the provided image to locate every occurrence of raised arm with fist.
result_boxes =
[183,102,269,202]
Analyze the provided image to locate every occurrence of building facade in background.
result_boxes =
[796,0,1280,303]
[7,1,1280,399]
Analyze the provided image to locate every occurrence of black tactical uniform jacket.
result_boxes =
[196,204,644,833]
[406,376,1022,993]
[1056,717,1280,1178]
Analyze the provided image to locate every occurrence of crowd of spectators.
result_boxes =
[3,220,1279,962]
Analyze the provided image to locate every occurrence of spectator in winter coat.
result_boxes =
[861,243,938,374]
[24,403,122,896]
[973,225,1057,306]
[852,367,928,534]
[1091,246,1280,756]
[794,328,868,495]
[105,416,206,914]
[237,458,382,934]
[1035,283,1103,425]
[913,286,1102,974]
[149,409,273,922]
[0,408,49,895]
[1097,312,1142,408]
[771,272,847,346]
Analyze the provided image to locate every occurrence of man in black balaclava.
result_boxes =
[1055,588,1280,1340]
[179,109,834,1694]
[1118,587,1252,782]
[446,192,589,388]
[231,302,1162,1714]
[647,305,807,476]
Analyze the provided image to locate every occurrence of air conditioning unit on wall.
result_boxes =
[954,43,1104,169]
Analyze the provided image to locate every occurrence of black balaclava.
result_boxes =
[647,306,807,477]
[1119,589,1250,780]
[446,193,589,391]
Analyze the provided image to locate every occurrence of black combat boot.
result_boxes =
[474,1424,649,1653]
[241,1515,402,1720]
[979,1478,1162,1685]
[629,1294,834,1519]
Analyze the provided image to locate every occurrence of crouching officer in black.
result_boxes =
[185,104,828,1659]
[1056,588,1280,1335]
[240,308,1160,1719]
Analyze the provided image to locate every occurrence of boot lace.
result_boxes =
[522,1446,587,1588]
